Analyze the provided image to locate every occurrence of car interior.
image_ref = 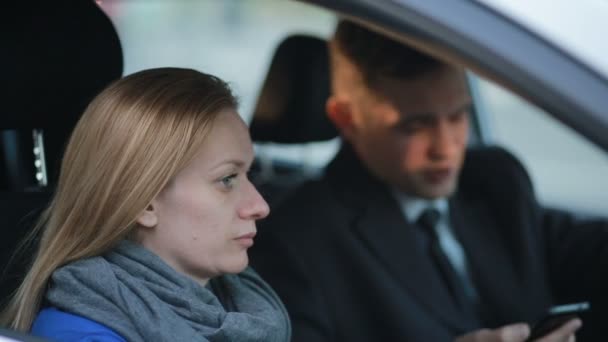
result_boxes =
[2,0,607,340]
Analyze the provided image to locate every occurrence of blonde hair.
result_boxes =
[1,67,237,330]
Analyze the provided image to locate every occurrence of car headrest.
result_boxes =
[4,1,123,130]
[2,2,123,187]
[250,34,337,144]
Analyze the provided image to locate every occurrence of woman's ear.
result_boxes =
[326,96,356,142]
[136,202,158,228]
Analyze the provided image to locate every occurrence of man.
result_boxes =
[250,20,608,341]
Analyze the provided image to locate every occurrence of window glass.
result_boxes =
[477,0,608,76]
[99,0,335,121]
[99,0,338,167]
[99,1,608,214]
[475,77,608,215]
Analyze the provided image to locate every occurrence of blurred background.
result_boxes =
[97,0,608,215]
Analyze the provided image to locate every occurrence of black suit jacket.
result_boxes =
[251,146,608,341]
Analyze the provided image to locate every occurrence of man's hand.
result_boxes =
[455,323,530,342]
[455,319,582,342]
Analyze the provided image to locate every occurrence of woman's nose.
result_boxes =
[239,180,270,220]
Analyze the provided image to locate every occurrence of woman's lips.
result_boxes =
[235,232,256,247]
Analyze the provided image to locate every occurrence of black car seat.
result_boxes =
[0,1,123,304]
[249,34,337,206]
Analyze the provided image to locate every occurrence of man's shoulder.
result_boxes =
[464,146,525,174]
[460,146,533,195]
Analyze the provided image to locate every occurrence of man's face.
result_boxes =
[346,66,471,199]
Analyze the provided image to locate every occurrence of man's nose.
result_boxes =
[429,120,458,160]
[239,180,270,220]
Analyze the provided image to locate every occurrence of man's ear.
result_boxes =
[326,96,356,141]
[136,202,158,228]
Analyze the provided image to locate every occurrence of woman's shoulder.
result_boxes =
[31,307,126,342]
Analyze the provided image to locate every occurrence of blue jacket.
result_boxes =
[32,307,126,342]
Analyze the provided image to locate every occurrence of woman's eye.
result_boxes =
[220,174,238,189]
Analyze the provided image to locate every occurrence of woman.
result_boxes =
[1,68,291,341]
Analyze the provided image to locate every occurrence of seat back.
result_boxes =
[0,1,123,303]
[250,34,336,144]
[249,34,337,205]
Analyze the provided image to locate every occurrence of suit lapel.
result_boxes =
[349,189,478,332]
[450,195,527,326]
[326,145,481,332]
[332,174,475,331]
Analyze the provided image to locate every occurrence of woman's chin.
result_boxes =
[223,254,250,275]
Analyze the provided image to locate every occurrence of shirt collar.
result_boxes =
[391,189,449,224]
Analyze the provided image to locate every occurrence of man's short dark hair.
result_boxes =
[333,20,444,88]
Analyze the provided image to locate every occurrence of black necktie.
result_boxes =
[417,208,471,311]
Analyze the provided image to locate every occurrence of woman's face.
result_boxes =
[137,109,269,284]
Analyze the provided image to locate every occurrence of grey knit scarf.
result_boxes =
[45,240,291,342]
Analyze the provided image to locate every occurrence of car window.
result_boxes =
[99,0,338,168]
[477,0,608,77]
[99,0,335,121]
[473,76,608,215]
[99,0,607,215]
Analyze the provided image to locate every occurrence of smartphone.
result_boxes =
[527,302,590,341]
